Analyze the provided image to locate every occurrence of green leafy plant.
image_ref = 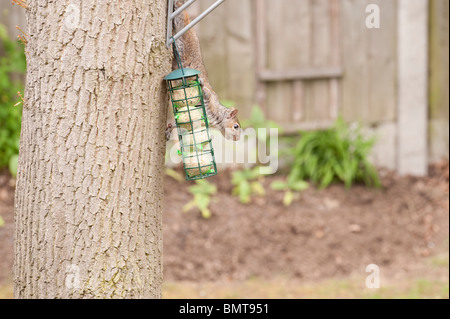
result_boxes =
[270,179,309,206]
[231,166,265,204]
[288,118,380,189]
[183,179,217,219]
[238,105,282,171]
[0,24,26,172]
[241,105,283,139]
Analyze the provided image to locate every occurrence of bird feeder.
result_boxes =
[164,41,217,181]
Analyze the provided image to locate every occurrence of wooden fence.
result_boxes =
[429,0,449,163]
[190,0,448,173]
[191,0,398,130]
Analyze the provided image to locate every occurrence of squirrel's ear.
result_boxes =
[228,108,239,119]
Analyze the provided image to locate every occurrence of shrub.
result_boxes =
[0,24,26,171]
[287,118,380,189]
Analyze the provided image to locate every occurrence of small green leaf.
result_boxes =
[196,194,211,211]
[283,191,294,207]
[319,169,334,189]
[9,154,19,177]
[289,180,309,192]
[271,180,288,191]
[183,200,196,213]
[249,167,262,180]
[238,180,251,204]
[0,216,4,227]
[201,207,212,219]
[231,171,243,184]
[251,181,265,197]
[185,180,216,218]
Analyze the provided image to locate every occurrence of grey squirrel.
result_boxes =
[166,0,242,141]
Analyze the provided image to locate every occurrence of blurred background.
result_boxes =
[0,0,449,298]
[188,0,449,173]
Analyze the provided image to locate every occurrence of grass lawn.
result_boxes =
[1,253,448,299]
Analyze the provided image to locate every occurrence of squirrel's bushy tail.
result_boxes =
[171,0,208,78]
[172,0,190,66]
[173,0,187,34]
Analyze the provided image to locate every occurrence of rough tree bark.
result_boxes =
[14,0,172,298]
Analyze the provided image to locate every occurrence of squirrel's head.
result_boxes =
[203,87,242,141]
[223,107,241,141]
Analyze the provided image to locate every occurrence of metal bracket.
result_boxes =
[166,0,226,48]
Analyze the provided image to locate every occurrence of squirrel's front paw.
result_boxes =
[198,77,205,88]
[166,122,176,141]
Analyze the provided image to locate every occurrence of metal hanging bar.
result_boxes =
[171,0,197,19]
[166,0,226,47]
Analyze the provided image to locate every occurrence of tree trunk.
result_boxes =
[14,0,172,298]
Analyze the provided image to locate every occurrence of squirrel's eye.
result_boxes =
[233,124,240,130]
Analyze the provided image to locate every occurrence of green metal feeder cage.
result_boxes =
[165,41,218,181]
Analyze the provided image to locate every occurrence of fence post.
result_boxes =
[397,0,429,176]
